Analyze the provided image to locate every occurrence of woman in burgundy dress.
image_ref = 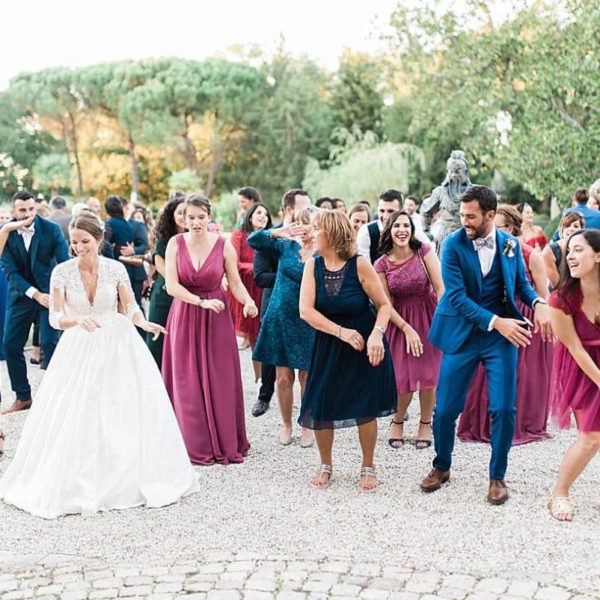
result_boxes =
[375,210,443,449]
[458,205,552,445]
[227,203,272,382]
[162,195,258,466]
[548,230,600,521]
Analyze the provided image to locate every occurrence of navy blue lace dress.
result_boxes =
[298,256,396,430]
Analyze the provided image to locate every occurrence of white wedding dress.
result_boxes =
[0,257,199,519]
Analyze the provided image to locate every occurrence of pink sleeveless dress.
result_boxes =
[549,288,600,432]
[162,235,250,465]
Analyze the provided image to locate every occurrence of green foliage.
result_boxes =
[212,190,239,231]
[303,142,425,203]
[168,168,201,192]
[32,153,71,194]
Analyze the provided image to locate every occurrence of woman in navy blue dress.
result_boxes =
[248,207,317,447]
[299,210,396,492]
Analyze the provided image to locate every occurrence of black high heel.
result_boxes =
[388,418,405,449]
[415,420,432,450]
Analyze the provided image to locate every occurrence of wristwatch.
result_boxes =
[374,325,386,335]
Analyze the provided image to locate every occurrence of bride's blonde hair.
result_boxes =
[69,210,105,242]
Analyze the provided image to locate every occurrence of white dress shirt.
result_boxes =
[356,220,381,258]
[18,227,39,299]
[474,226,496,278]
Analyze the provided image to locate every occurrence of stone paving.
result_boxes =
[0,552,597,599]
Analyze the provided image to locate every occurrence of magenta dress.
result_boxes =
[458,244,553,445]
[162,235,250,465]
[374,244,440,394]
[549,288,600,432]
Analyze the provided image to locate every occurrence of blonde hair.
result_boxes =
[292,205,318,224]
[313,209,356,260]
[69,212,105,242]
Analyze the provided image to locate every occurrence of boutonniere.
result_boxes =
[502,238,517,258]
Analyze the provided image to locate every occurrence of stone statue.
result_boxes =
[421,150,473,245]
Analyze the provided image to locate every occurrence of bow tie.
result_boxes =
[473,237,494,251]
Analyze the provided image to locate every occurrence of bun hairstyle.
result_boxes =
[69,212,105,242]
[496,204,523,237]
[185,194,211,215]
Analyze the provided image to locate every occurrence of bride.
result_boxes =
[0,212,198,518]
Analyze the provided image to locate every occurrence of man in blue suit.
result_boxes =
[1,191,69,414]
[420,185,551,504]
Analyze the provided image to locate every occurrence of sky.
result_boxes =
[0,0,400,90]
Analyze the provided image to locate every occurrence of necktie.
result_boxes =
[473,237,494,251]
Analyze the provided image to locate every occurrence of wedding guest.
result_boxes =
[332,198,346,214]
[375,211,443,449]
[236,186,261,228]
[547,229,600,521]
[316,197,334,210]
[146,195,186,368]
[551,189,600,241]
[357,190,402,263]
[85,196,101,215]
[104,196,149,306]
[348,204,371,233]
[403,194,429,244]
[163,195,257,465]
[458,204,552,445]
[131,206,154,245]
[420,186,551,505]
[542,212,584,289]
[248,206,317,447]
[299,210,396,491]
[588,195,599,211]
[588,179,599,210]
[518,202,547,250]
[1,191,69,414]
[227,203,272,383]
[250,189,311,418]
[49,196,71,241]
[0,212,198,518]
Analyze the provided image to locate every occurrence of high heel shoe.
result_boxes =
[388,418,405,449]
[415,420,433,450]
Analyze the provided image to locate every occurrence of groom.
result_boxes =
[420,185,551,504]
[1,191,69,414]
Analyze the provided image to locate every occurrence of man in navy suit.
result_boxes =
[1,191,69,414]
[420,185,551,504]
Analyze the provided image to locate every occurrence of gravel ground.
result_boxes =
[1,349,599,589]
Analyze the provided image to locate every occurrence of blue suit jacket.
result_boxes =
[1,216,69,305]
[428,228,538,354]
[105,217,149,282]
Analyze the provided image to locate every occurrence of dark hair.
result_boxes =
[332,198,346,209]
[349,203,371,219]
[316,196,333,208]
[242,202,273,234]
[460,185,497,213]
[238,186,262,204]
[282,188,309,211]
[169,190,186,202]
[556,229,600,305]
[379,210,422,255]
[185,194,211,215]
[12,190,34,204]
[379,189,404,205]
[572,188,589,206]
[155,197,185,244]
[50,196,67,210]
[105,195,125,218]
[559,211,585,232]
[405,194,420,204]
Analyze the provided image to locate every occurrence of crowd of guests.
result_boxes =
[0,179,598,523]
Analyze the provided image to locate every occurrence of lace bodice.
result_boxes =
[49,257,136,325]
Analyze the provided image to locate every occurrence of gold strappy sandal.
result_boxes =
[548,496,574,522]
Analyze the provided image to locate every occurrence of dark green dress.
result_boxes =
[147,239,171,367]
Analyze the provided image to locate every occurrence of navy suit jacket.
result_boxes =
[1,216,69,305]
[428,228,538,354]
[105,217,149,282]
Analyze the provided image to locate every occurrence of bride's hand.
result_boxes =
[77,316,102,332]
[142,321,167,341]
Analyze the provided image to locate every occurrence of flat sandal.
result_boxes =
[359,466,378,493]
[548,496,573,522]
[311,464,332,489]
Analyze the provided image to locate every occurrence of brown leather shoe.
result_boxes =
[420,468,450,492]
[1,399,32,414]
[487,479,509,505]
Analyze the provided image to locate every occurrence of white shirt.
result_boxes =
[474,226,496,277]
[410,213,430,245]
[356,220,381,258]
[18,227,39,299]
